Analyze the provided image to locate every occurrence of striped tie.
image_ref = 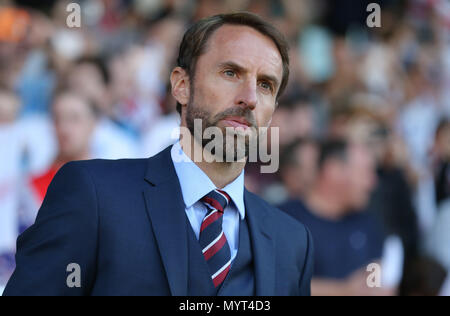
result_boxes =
[199,189,232,289]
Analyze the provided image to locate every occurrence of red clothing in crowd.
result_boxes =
[30,166,59,204]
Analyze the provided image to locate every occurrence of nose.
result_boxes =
[235,79,257,111]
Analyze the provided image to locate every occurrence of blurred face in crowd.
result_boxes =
[443,128,450,160]
[172,25,283,160]
[322,144,376,213]
[436,124,450,160]
[68,63,109,114]
[0,91,20,124]
[52,93,96,160]
[347,117,389,164]
[283,142,319,198]
[270,107,289,145]
[273,103,315,147]
[344,145,377,211]
[289,103,315,139]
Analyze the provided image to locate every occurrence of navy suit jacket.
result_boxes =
[4,146,313,296]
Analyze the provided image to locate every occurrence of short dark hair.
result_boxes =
[436,118,450,139]
[175,12,290,115]
[51,88,100,119]
[318,139,349,170]
[75,55,110,85]
[280,138,316,173]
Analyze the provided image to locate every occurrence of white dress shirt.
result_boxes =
[170,141,245,262]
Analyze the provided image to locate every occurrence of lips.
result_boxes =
[221,116,252,129]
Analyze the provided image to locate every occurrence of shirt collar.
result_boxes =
[171,141,245,220]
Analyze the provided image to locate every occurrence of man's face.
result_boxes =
[444,127,450,159]
[68,63,108,113]
[296,143,319,190]
[344,145,377,211]
[437,125,450,160]
[0,92,20,124]
[284,143,318,198]
[52,94,96,159]
[181,25,283,160]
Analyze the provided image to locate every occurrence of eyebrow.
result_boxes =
[218,61,280,91]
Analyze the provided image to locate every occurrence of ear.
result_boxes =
[170,67,190,108]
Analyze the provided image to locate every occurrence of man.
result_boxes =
[433,119,450,206]
[427,199,450,275]
[4,13,314,296]
[67,56,138,160]
[280,139,386,295]
[280,138,319,200]
[22,91,97,227]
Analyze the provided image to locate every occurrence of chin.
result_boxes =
[222,143,248,162]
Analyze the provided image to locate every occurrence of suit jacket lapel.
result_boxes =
[143,146,188,296]
[244,189,276,296]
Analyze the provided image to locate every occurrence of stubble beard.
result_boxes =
[185,93,258,163]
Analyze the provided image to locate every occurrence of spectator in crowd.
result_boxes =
[279,139,387,295]
[426,199,450,274]
[21,90,97,226]
[66,55,139,159]
[68,56,112,117]
[0,88,21,124]
[399,255,448,296]
[433,119,450,207]
[335,98,420,263]
[272,94,318,148]
[279,138,319,200]
[141,83,181,157]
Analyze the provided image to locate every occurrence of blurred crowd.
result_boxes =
[0,0,449,295]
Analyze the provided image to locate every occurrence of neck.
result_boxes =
[179,134,246,189]
[306,185,346,221]
[55,150,90,167]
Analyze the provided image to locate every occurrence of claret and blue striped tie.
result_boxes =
[199,189,232,288]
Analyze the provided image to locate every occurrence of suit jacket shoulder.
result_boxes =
[3,157,154,296]
[70,158,149,185]
[244,190,314,296]
[245,189,311,242]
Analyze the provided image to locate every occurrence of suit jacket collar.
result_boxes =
[244,189,276,296]
[143,146,276,296]
[143,146,188,296]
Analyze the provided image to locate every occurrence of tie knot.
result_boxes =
[201,189,231,213]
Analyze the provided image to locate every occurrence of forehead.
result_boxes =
[53,95,89,114]
[200,24,283,78]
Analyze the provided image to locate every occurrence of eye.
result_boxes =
[259,81,273,92]
[223,70,236,77]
